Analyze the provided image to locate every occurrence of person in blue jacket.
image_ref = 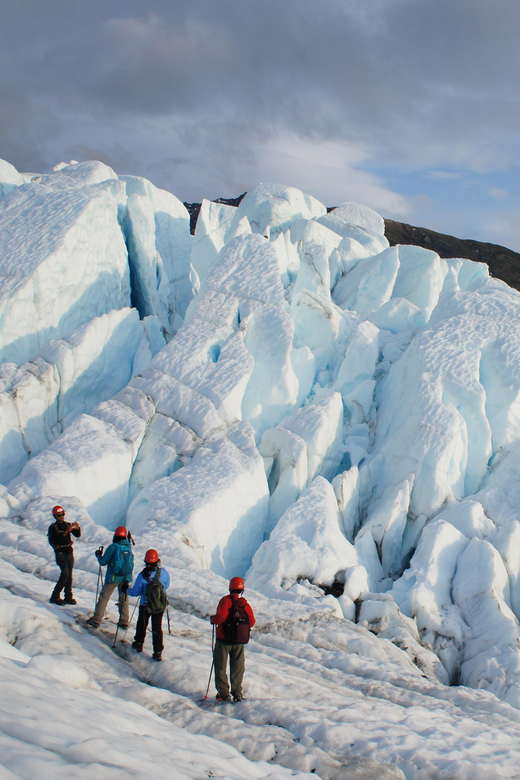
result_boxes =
[87,527,134,629]
[127,548,170,661]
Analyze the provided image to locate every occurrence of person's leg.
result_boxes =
[117,584,130,627]
[63,550,75,601]
[213,640,231,699]
[133,606,149,650]
[229,644,245,700]
[91,582,118,624]
[50,551,70,601]
[151,611,164,656]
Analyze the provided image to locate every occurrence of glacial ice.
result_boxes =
[0,159,24,197]
[4,163,520,717]
[0,177,130,365]
[121,174,193,335]
[0,308,165,484]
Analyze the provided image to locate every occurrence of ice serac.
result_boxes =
[0,158,24,197]
[225,183,327,240]
[0,180,130,365]
[452,536,520,708]
[0,309,165,484]
[190,199,237,284]
[260,391,344,530]
[127,422,268,578]
[316,201,389,255]
[367,282,520,542]
[37,160,118,189]
[121,175,194,335]
[197,233,301,437]
[247,476,358,604]
[8,397,151,527]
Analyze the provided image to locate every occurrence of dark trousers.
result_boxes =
[52,549,74,599]
[214,639,245,698]
[134,606,164,653]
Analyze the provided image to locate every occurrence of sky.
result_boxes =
[2,0,520,250]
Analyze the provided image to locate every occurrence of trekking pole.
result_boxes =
[201,625,215,702]
[112,622,121,648]
[94,546,104,604]
[167,606,171,635]
[113,587,127,648]
[122,597,139,642]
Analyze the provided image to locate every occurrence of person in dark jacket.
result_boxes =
[47,505,81,605]
[127,549,170,661]
[86,527,134,629]
[211,576,255,702]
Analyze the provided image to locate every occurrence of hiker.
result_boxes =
[47,505,81,605]
[210,576,255,702]
[87,527,134,629]
[127,549,170,661]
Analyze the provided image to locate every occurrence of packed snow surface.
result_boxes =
[2,158,520,777]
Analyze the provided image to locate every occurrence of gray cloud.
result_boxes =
[1,0,520,244]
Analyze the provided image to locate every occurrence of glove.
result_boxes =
[120,581,129,593]
[210,615,217,624]
[95,547,103,558]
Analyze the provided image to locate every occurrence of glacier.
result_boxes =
[3,157,520,777]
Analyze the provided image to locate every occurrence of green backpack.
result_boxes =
[145,567,168,614]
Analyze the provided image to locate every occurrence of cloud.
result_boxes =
[489,187,509,200]
[427,171,462,181]
[256,134,410,216]
[1,0,520,247]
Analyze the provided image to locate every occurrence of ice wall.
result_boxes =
[5,166,520,705]
[0,179,130,365]
[0,309,165,484]
[121,175,193,335]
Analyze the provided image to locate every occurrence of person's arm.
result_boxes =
[127,573,144,598]
[96,544,114,567]
[161,569,171,590]
[71,522,81,538]
[211,596,232,625]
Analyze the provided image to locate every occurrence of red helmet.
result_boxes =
[114,526,127,538]
[229,576,244,592]
[52,505,65,517]
[144,549,159,564]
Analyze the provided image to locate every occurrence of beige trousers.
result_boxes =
[93,582,129,626]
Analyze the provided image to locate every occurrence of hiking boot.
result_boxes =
[132,642,143,653]
[86,618,100,628]
[49,594,64,605]
[152,652,162,662]
[233,693,244,702]
[117,622,129,630]
[63,597,77,605]
[216,693,232,702]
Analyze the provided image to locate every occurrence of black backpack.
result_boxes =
[223,597,251,644]
[144,567,168,614]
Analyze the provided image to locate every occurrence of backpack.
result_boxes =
[112,543,134,580]
[145,567,168,614]
[223,596,251,644]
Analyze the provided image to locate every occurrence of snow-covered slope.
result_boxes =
[2,158,520,777]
